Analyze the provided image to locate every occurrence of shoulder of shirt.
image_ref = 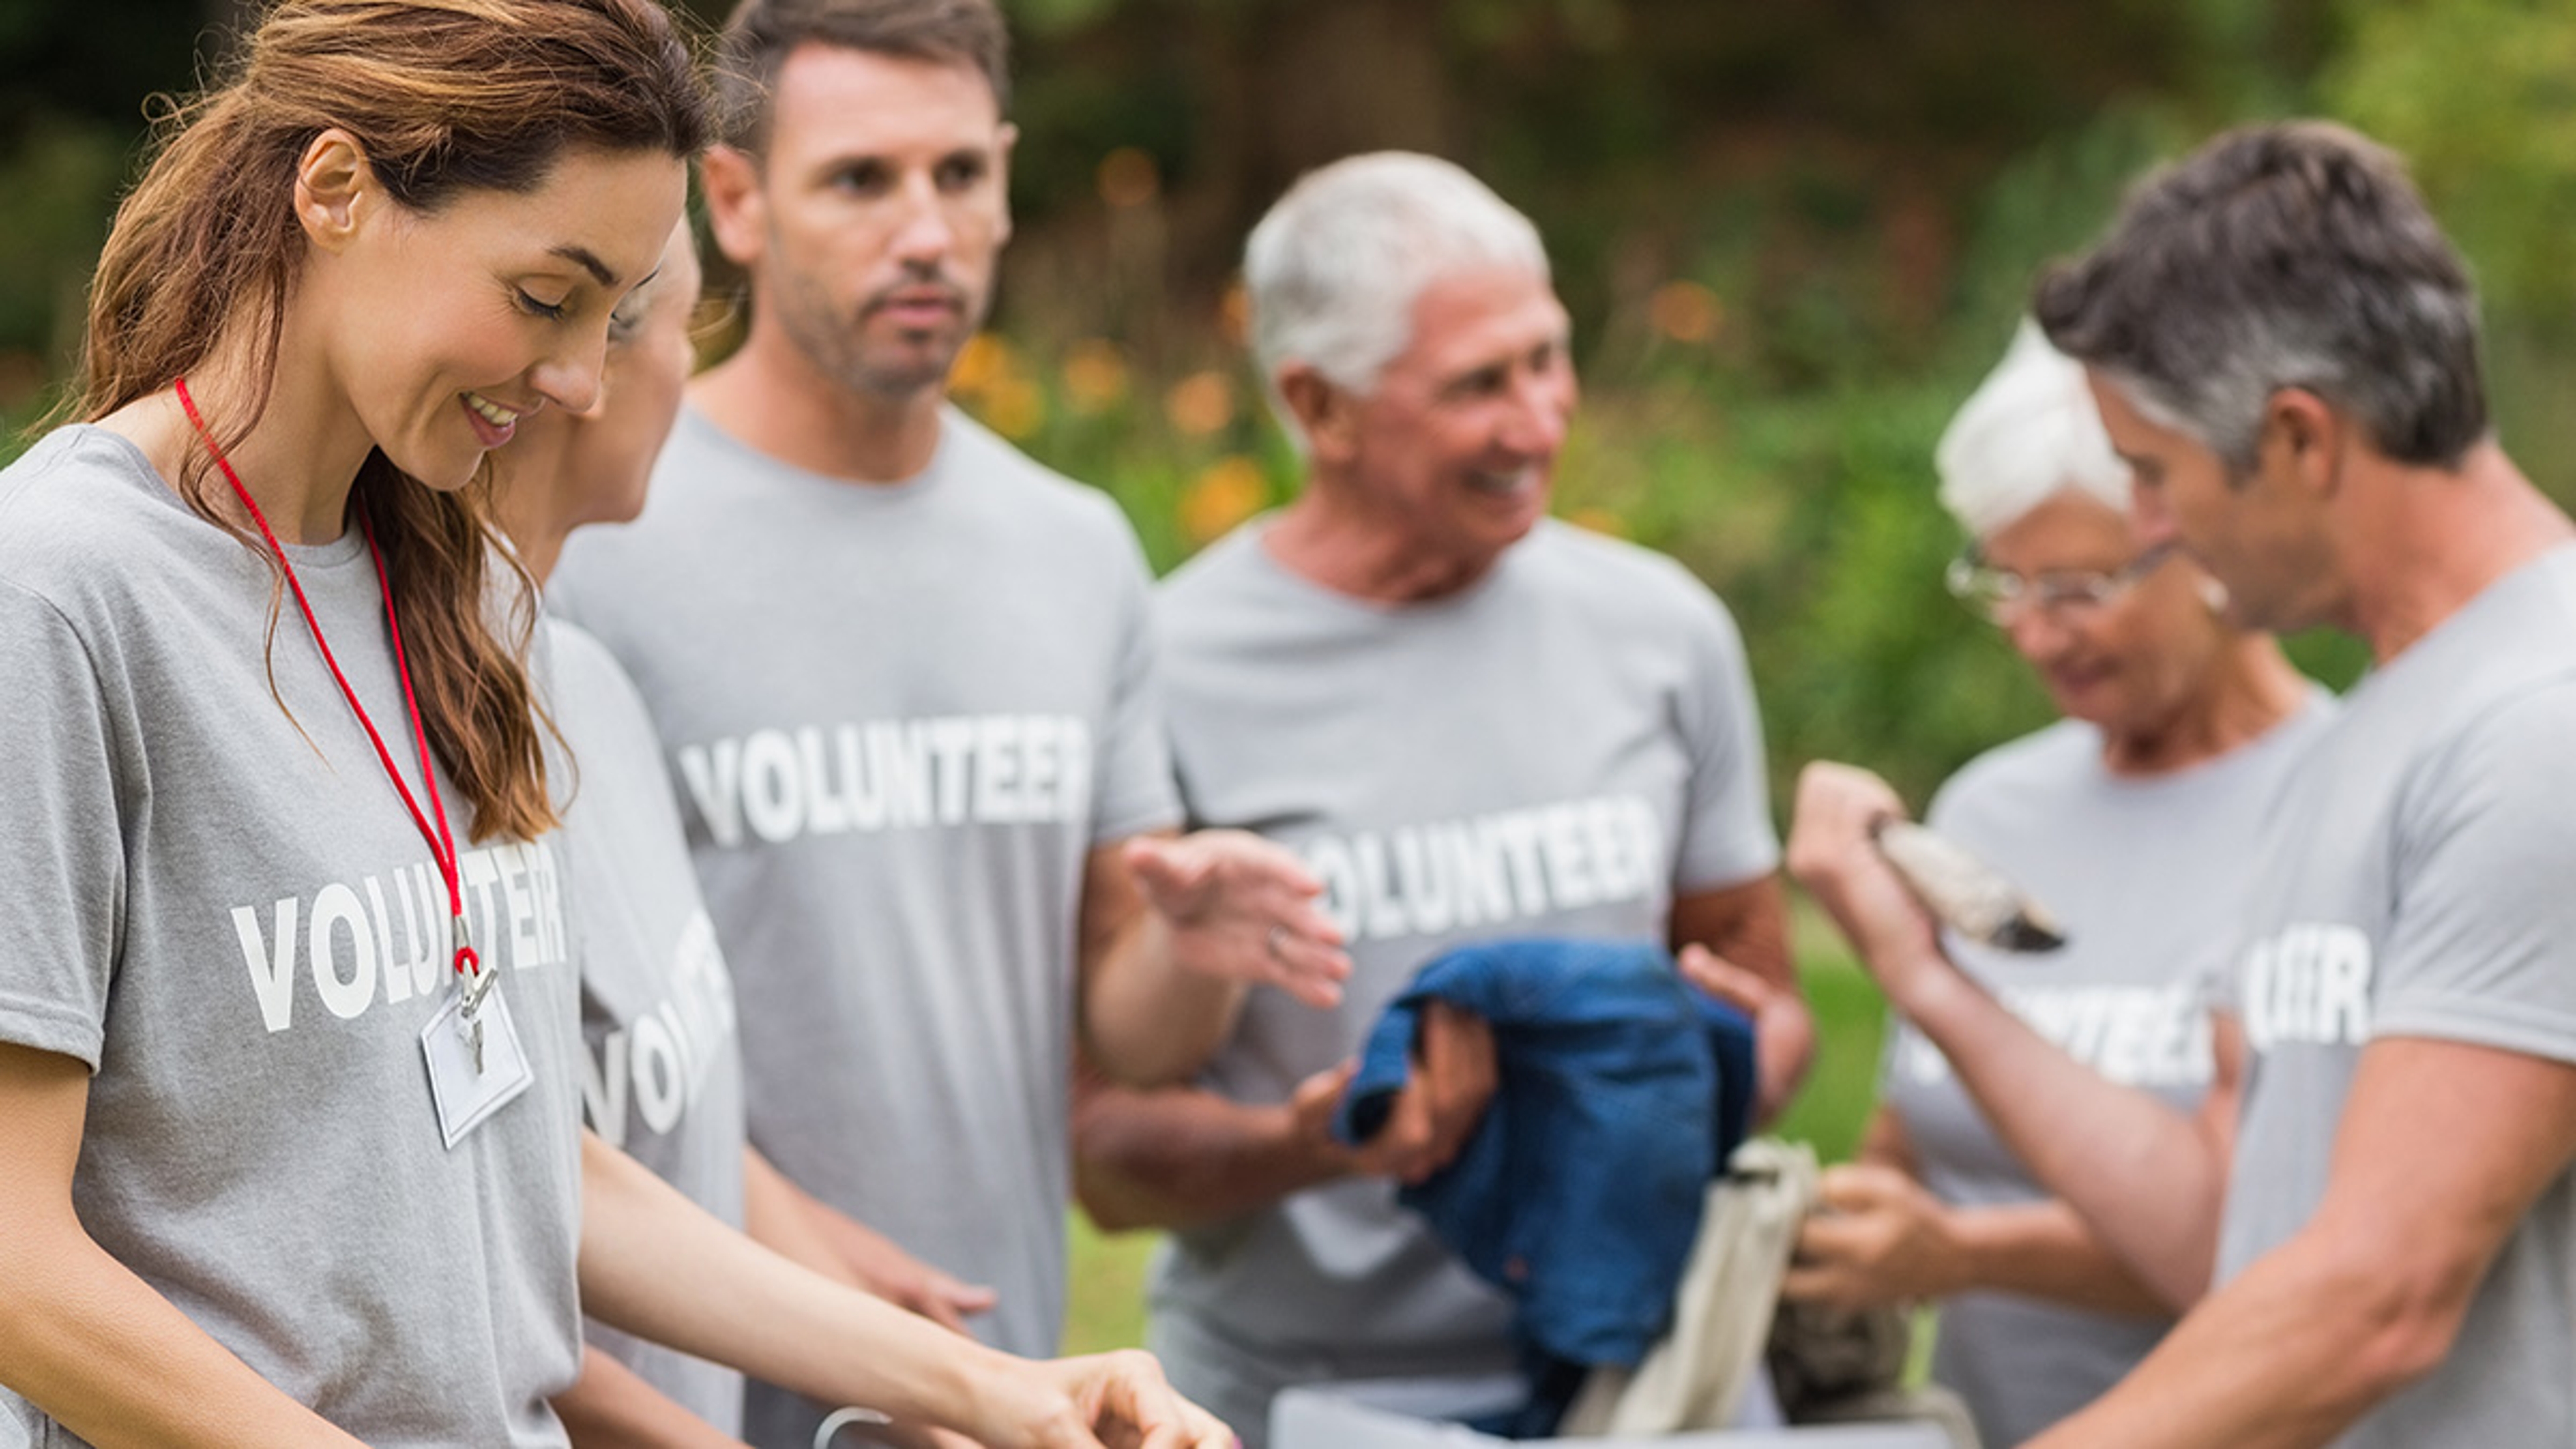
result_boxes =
[540,616,623,690]
[538,614,663,774]
[1157,521,1267,606]
[2411,662,2576,792]
[2357,551,2576,760]
[1515,519,1739,630]
[1929,718,2099,824]
[1155,517,1733,641]
[0,427,197,608]
[935,406,1139,539]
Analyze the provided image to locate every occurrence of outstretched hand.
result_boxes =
[1126,830,1351,1008]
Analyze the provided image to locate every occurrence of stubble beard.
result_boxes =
[770,252,983,407]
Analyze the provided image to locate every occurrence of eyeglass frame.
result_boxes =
[1943,539,2179,624]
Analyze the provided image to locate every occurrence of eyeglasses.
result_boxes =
[1944,540,2176,625]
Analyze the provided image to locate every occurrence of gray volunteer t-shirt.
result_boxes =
[551,406,1180,1446]
[1884,694,2332,1446]
[1144,519,1780,1442]
[0,428,584,1447]
[549,619,749,1433]
[2215,545,2576,1448]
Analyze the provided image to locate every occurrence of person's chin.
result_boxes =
[2044,672,2118,722]
[388,436,486,494]
[1464,478,1548,527]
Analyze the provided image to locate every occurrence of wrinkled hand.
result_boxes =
[1780,1163,1964,1311]
[972,1348,1234,1449]
[1785,763,1946,1008]
[1678,943,1813,1128]
[811,1205,997,1334]
[1126,830,1351,1008]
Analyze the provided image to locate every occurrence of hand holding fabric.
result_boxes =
[1778,1163,1965,1311]
[1124,830,1351,1008]
[1349,1002,1498,1186]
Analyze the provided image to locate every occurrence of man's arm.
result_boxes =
[1073,1004,1498,1232]
[1668,874,1810,1124]
[1076,830,1351,1087]
[740,1146,996,1332]
[2029,1036,2576,1448]
[1788,762,2234,1307]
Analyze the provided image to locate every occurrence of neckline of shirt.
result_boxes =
[2067,683,2337,797]
[70,423,372,570]
[1230,513,1546,623]
[2340,539,2576,712]
[674,402,963,504]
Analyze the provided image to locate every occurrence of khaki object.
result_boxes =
[1560,1138,1980,1448]
[1561,1139,1819,1434]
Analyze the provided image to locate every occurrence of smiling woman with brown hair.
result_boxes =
[0,4,1228,1446]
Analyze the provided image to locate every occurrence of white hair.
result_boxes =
[1244,152,1550,439]
[1935,318,2133,539]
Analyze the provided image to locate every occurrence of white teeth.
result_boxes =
[464,393,521,427]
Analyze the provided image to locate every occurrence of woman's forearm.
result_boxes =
[0,1044,363,1449]
[578,1133,998,1431]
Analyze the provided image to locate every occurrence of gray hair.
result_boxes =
[2033,120,2487,474]
[1937,319,2131,539]
[1244,152,1550,439]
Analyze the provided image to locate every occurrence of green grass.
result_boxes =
[1059,940,1890,1354]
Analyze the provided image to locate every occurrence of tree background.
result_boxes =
[4,0,2572,807]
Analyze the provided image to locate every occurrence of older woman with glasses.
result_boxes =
[1776,322,2330,1447]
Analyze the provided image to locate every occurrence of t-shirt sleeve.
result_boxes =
[2371,676,2576,1063]
[1670,582,1781,892]
[0,580,125,1067]
[1087,521,1185,846]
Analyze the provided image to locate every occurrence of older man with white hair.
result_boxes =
[1778,321,2328,1447]
[1073,151,1805,1443]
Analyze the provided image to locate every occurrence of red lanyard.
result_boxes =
[174,378,482,985]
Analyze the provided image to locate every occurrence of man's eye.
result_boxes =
[937,157,986,189]
[833,163,892,194]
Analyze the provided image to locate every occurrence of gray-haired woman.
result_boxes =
[1781,321,2330,1446]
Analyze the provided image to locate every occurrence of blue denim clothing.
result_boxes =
[1332,937,1756,1428]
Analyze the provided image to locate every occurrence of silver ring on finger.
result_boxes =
[1266,923,1291,962]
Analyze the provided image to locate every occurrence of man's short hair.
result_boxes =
[2033,120,2487,473]
[714,0,1010,154]
[1244,152,1550,441]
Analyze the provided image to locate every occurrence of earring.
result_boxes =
[2198,574,2230,614]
